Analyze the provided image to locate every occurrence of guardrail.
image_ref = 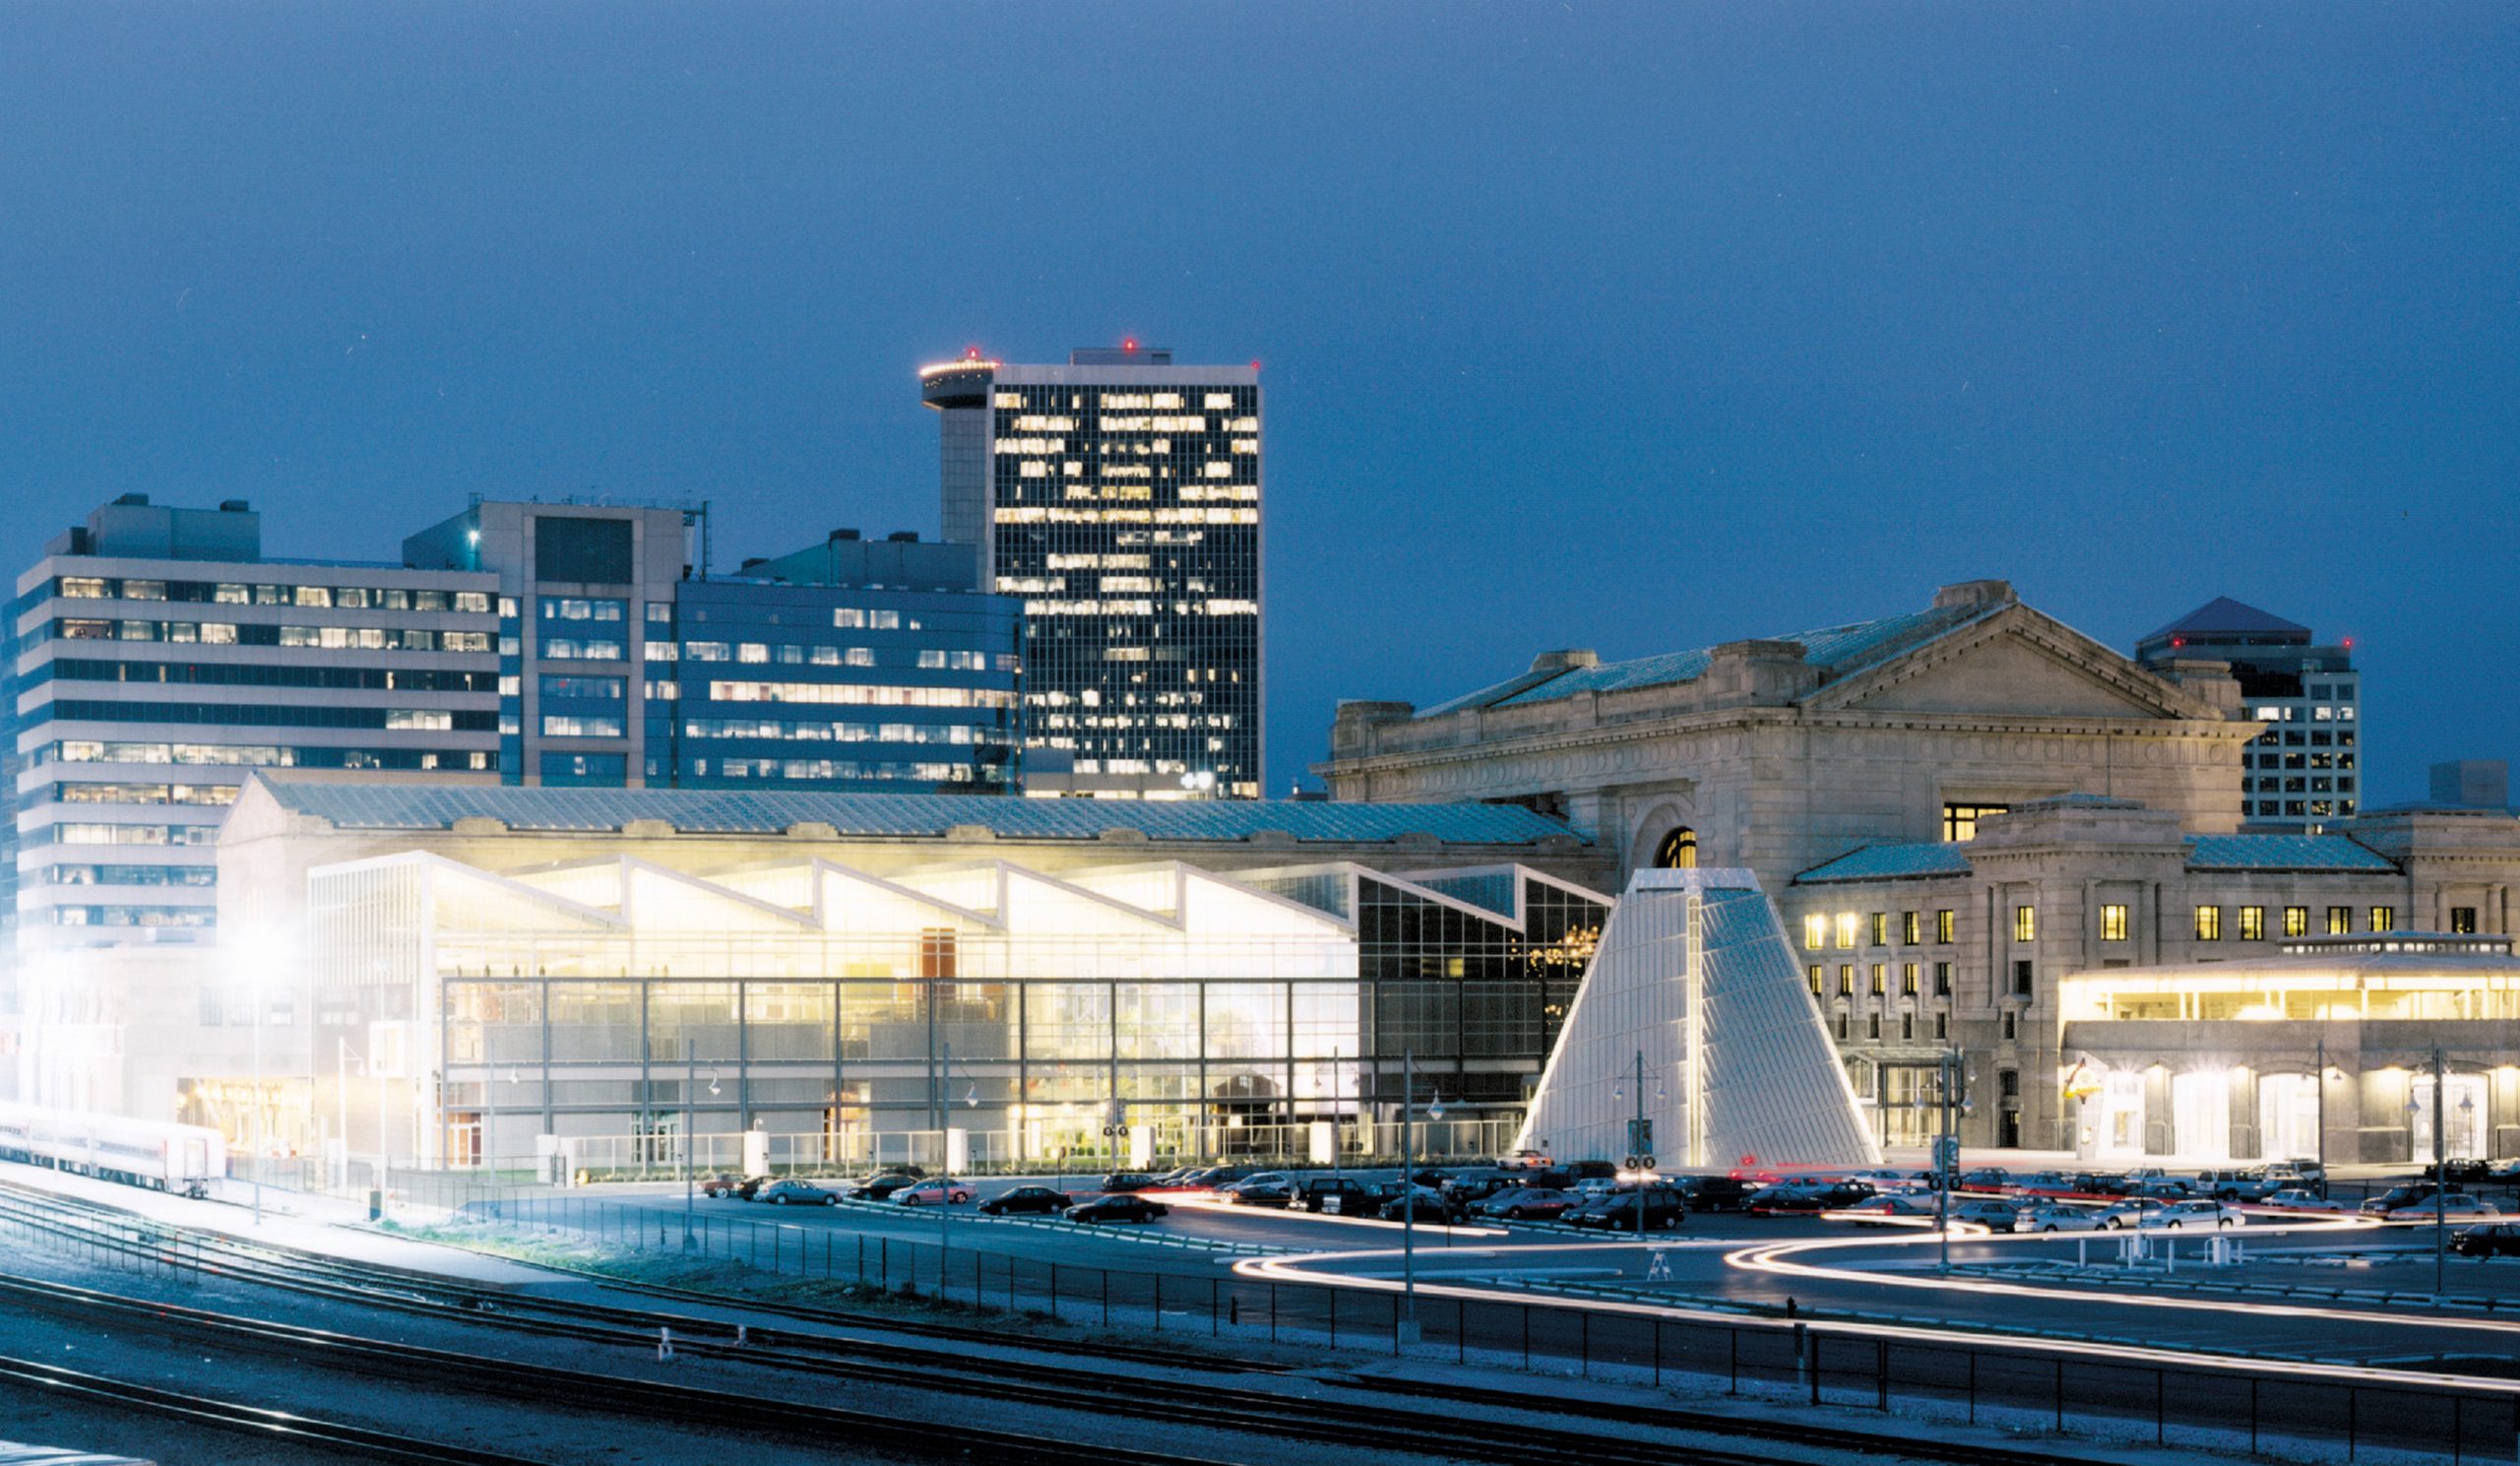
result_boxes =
[451,1190,2520,1465]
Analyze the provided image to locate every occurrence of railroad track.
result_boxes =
[0,1182,2102,1466]
[0,1350,553,1465]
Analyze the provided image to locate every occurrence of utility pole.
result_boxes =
[336,1038,352,1194]
[1633,1050,1648,1244]
[2433,1047,2447,1298]
[250,973,264,1227]
[1936,1049,1955,1272]
[2314,1037,2328,1192]
[1401,1049,1418,1342]
[682,1038,698,1251]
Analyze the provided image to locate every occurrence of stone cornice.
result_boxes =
[1317,702,2249,780]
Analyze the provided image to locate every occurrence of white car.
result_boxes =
[2017,1202,2103,1233]
[2262,1188,2349,1214]
[2160,1198,2244,1229]
[2386,1195,2502,1222]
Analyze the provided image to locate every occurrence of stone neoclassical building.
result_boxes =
[1322,581,2263,891]
[1321,581,2520,1156]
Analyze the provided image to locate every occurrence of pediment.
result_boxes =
[1817,612,2202,721]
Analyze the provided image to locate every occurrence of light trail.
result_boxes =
[1235,1216,2520,1398]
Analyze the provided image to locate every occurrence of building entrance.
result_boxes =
[2255,1072,2320,1163]
[2172,1070,2230,1160]
[2410,1073,2488,1162]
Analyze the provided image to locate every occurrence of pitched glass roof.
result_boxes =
[255,781,1582,847]
[2182,835,2397,872]
[1433,602,1999,715]
[1794,844,1974,884]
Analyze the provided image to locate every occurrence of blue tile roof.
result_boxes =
[2183,835,2396,872]
[1434,602,2001,715]
[254,781,1583,847]
[1794,844,1975,884]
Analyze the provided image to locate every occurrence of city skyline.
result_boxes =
[1,5,2512,805]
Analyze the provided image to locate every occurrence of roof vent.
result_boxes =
[1933,580,2017,609]
[1529,649,1600,675]
[219,499,251,513]
[113,492,151,507]
[887,531,919,542]
[829,528,860,542]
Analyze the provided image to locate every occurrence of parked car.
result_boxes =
[2160,1199,2244,1229]
[2012,1171,2074,1195]
[1146,1166,1204,1188]
[755,1179,839,1206]
[1570,1177,1625,1201]
[1218,1174,1297,1208]
[894,1178,975,1206]
[1065,1194,1168,1225]
[1950,1199,2028,1233]
[1381,1186,1463,1225]
[1957,1168,2012,1192]
[1174,1166,1250,1192]
[2262,1188,2351,1214]
[2018,1202,2105,1233]
[2127,1178,2195,1199]
[1099,1173,1156,1193]
[2452,1222,2520,1258]
[1441,1174,1521,1207]
[2194,1169,2276,1201]
[2072,1172,2131,1197]
[1670,1176,1757,1213]
[978,1184,1070,1216]
[850,1172,924,1200]
[1567,1159,1620,1181]
[2384,1194,2501,1222]
[2442,1159,2493,1186]
[1295,1177,1392,1216]
[1501,1149,1554,1170]
[1475,1186,1580,1222]
[1566,1188,1685,1231]
[698,1172,748,1198]
[1749,1182,1875,1217]
[1839,1193,1939,1227]
[2094,1198,2171,1231]
[2362,1182,2448,1216]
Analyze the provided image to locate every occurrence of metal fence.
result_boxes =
[467,1192,2519,1464]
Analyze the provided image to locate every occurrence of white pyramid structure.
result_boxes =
[1515,868,1879,1170]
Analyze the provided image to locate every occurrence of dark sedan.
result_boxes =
[1746,1182,1874,1216]
[979,1185,1071,1216]
[1099,1173,1156,1192]
[1065,1194,1169,1225]
[1565,1189,1685,1231]
[2453,1222,2520,1258]
[850,1172,924,1200]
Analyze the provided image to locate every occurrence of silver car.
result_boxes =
[2263,1188,2348,1214]
[2017,1202,2103,1233]
[2160,1198,2244,1229]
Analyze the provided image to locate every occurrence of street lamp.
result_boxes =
[1399,1051,1444,1345]
[682,1040,723,1251]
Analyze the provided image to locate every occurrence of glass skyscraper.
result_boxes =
[923,345,1262,799]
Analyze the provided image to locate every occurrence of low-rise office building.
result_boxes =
[2133,597,2361,831]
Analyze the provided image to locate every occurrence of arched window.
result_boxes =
[1653,827,1698,869]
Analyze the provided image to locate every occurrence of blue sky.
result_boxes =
[2,4,2511,800]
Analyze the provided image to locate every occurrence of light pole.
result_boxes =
[1936,1050,1969,1272]
[1398,1050,1442,1346]
[249,971,264,1227]
[2432,1048,2448,1298]
[681,1039,718,1251]
[935,1040,978,1295]
[2314,1037,2328,1191]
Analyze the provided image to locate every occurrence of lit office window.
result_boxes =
[2237,906,2265,941]
[2284,906,2308,938]
[2327,906,2352,934]
[1835,913,1858,950]
[2193,906,2222,941]
[1943,802,2010,842]
[2101,904,2128,942]
[1936,910,1955,943]
[2369,906,2394,932]
[2013,906,2036,943]
[1803,914,1827,950]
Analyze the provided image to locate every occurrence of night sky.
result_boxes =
[2,5,2511,802]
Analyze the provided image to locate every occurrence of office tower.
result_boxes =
[10,495,502,956]
[2430,760,2509,811]
[2135,598,2360,830]
[923,344,1262,799]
